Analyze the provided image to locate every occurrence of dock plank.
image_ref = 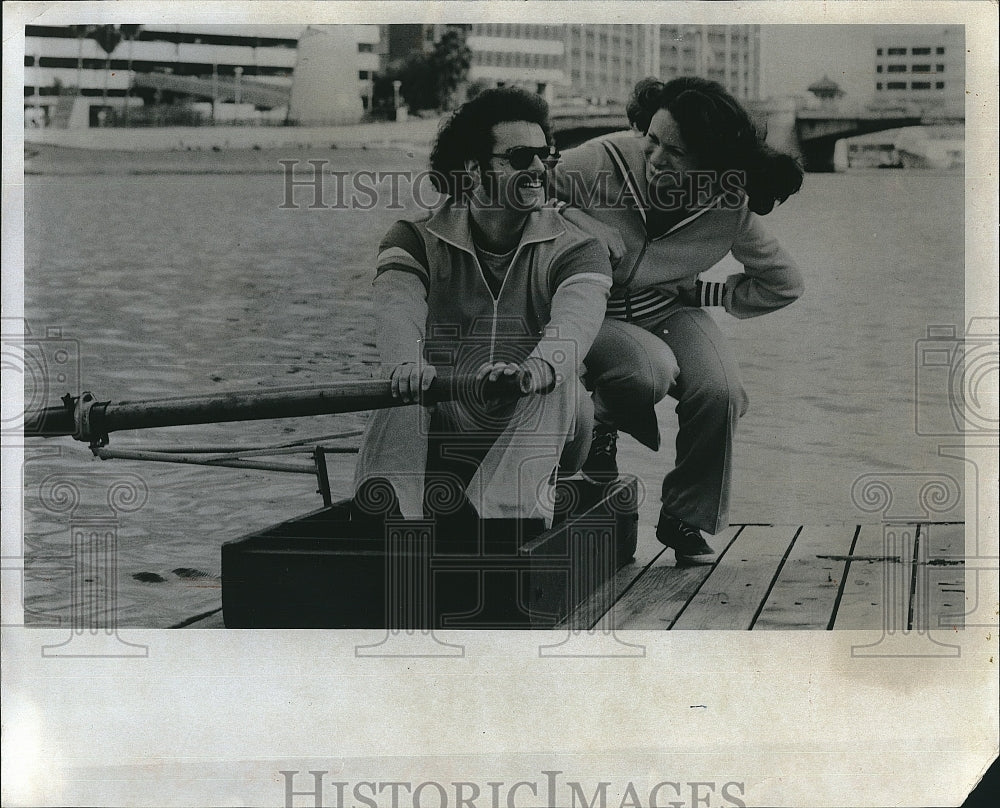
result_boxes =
[562,524,668,629]
[596,526,744,630]
[919,522,965,631]
[753,524,858,630]
[832,524,915,630]
[671,525,801,630]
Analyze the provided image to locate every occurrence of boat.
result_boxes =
[23,372,638,629]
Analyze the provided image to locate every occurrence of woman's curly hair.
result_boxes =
[429,87,554,201]
[637,76,804,214]
[626,76,666,134]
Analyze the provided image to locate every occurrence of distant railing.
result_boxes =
[101,105,298,128]
[132,71,291,108]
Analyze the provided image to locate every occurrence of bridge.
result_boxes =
[549,101,935,172]
[791,107,925,171]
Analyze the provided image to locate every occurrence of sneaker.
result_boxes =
[656,513,717,566]
[580,424,619,484]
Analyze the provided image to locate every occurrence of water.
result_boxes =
[21,155,965,626]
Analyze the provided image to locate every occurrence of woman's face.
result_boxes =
[643,108,699,187]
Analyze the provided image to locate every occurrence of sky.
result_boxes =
[759,24,877,103]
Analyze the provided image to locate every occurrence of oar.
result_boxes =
[22,369,539,445]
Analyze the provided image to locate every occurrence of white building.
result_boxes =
[565,25,760,102]
[873,25,965,115]
[461,24,760,104]
[24,23,380,127]
[466,24,566,102]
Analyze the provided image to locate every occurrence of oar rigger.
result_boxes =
[63,390,111,449]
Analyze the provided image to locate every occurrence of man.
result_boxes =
[354,88,613,524]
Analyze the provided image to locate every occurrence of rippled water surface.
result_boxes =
[21,155,965,626]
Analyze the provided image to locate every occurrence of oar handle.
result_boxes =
[22,369,539,444]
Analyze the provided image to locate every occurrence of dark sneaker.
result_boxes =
[656,513,717,566]
[581,424,619,484]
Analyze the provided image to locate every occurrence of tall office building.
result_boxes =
[873,25,964,114]
[565,25,761,102]
[382,24,761,105]
[466,24,565,102]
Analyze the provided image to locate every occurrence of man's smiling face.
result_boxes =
[482,120,549,213]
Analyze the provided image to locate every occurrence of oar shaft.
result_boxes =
[23,371,533,442]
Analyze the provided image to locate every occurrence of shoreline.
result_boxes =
[24,142,427,176]
[23,118,443,175]
[24,117,443,152]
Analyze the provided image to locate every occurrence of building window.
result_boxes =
[887,64,906,73]
[876,65,883,73]
[887,47,907,55]
[887,82,906,90]
[911,81,931,90]
[358,42,374,53]
[876,47,883,55]
[936,64,945,72]
[876,82,883,90]
[936,81,945,89]
[358,70,368,80]
[912,64,931,72]
[936,46,945,54]
[912,47,931,55]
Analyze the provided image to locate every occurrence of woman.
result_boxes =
[554,77,804,564]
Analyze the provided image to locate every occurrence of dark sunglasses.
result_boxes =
[489,146,560,170]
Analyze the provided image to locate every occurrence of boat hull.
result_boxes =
[221,477,638,628]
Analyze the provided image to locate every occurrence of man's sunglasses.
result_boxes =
[489,146,560,170]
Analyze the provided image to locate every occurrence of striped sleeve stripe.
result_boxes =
[606,288,676,319]
[376,246,427,276]
[375,220,430,287]
[607,288,663,306]
[696,281,726,307]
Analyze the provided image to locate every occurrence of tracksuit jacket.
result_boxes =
[553,131,804,322]
[354,201,612,522]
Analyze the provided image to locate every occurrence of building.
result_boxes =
[466,24,566,102]
[873,25,964,115]
[564,24,760,102]
[380,24,760,106]
[23,23,380,127]
[24,23,765,127]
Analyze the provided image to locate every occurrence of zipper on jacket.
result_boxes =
[621,237,649,322]
[473,248,517,364]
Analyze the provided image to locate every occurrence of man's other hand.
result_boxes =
[388,362,437,403]
[475,361,522,385]
[475,359,556,396]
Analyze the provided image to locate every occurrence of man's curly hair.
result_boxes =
[429,87,554,201]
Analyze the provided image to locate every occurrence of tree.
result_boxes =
[430,30,471,111]
[373,54,436,114]
[372,29,472,115]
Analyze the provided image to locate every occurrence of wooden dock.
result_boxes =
[564,521,966,631]
[184,521,965,631]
